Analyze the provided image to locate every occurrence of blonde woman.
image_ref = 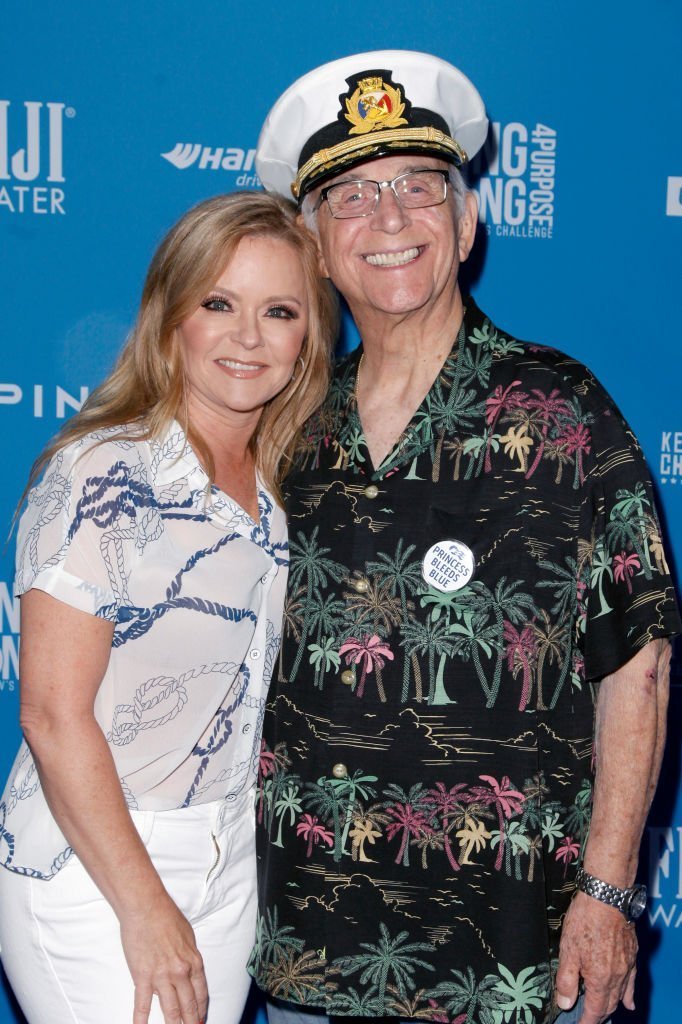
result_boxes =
[0,193,336,1024]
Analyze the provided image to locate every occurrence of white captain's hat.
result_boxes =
[256,50,489,201]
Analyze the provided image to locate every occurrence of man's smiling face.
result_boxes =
[311,154,477,323]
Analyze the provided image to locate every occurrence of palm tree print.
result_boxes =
[338,634,394,699]
[295,813,333,858]
[455,816,491,865]
[272,783,303,848]
[367,541,424,701]
[428,965,499,1023]
[423,782,469,871]
[248,302,680,1023]
[333,922,435,1009]
[613,550,640,594]
[287,527,345,682]
[253,906,304,968]
[468,775,525,871]
[555,835,580,876]
[493,963,549,1023]
[265,949,324,1003]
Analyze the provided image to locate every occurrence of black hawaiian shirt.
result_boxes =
[248,300,680,1023]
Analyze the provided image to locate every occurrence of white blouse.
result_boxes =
[0,423,288,879]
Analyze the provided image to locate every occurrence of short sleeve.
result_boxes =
[15,436,144,621]
[580,389,681,681]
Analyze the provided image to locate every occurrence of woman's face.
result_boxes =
[179,235,309,430]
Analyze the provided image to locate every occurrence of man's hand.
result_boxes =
[555,890,637,1023]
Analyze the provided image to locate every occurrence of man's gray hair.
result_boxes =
[300,164,469,234]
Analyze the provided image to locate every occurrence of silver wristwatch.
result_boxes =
[575,868,647,922]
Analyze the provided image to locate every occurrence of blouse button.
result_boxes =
[351,577,369,594]
[340,669,355,686]
[363,484,379,499]
[332,763,348,779]
[250,649,261,660]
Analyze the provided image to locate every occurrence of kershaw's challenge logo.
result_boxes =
[0,100,71,215]
[161,144,260,187]
[470,121,557,239]
[660,431,682,485]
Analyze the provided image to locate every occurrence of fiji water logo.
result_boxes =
[468,121,557,240]
[0,583,19,694]
[0,100,72,215]
[161,143,260,187]
[660,431,682,485]
[648,826,682,927]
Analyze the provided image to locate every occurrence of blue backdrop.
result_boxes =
[1,2,681,1022]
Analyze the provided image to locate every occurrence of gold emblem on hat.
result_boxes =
[345,77,408,136]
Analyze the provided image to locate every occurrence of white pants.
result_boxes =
[0,791,257,1024]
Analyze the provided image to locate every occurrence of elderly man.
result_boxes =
[248,51,680,1024]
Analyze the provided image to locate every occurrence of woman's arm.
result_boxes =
[19,588,208,1024]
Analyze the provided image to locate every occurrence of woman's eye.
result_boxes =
[202,296,231,312]
[267,305,297,320]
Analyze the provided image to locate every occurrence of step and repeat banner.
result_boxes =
[1,2,680,1022]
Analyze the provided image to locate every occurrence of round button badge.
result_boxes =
[422,539,475,593]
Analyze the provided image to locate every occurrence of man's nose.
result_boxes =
[369,183,410,233]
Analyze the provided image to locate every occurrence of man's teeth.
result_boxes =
[365,247,420,267]
[217,359,260,370]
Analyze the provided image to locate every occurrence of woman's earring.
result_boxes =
[290,355,305,383]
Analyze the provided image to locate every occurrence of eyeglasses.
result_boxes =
[313,169,450,219]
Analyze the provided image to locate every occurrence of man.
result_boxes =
[248,51,680,1024]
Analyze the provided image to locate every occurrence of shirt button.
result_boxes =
[363,484,379,499]
[242,723,251,734]
[250,649,261,660]
[260,574,268,584]
[351,577,369,594]
[332,763,348,779]
[340,669,355,685]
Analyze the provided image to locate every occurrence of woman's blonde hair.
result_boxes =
[25,192,337,504]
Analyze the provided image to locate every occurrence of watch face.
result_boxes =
[626,885,647,920]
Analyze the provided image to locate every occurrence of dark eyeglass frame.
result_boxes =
[312,168,450,219]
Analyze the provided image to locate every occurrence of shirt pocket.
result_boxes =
[418,503,542,714]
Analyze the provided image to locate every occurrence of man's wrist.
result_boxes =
[575,867,647,922]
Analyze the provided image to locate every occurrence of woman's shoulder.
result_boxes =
[44,424,151,483]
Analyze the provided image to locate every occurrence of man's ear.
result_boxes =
[457,190,479,263]
[296,211,331,279]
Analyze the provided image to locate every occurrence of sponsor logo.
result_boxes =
[666,176,682,216]
[161,144,260,187]
[469,121,557,239]
[0,582,19,694]
[648,826,682,927]
[0,99,71,215]
[660,431,682,485]
[0,383,89,419]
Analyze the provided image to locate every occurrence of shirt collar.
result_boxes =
[149,420,282,548]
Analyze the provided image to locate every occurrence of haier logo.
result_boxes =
[0,100,71,215]
[666,177,682,217]
[470,121,557,239]
[161,144,260,187]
